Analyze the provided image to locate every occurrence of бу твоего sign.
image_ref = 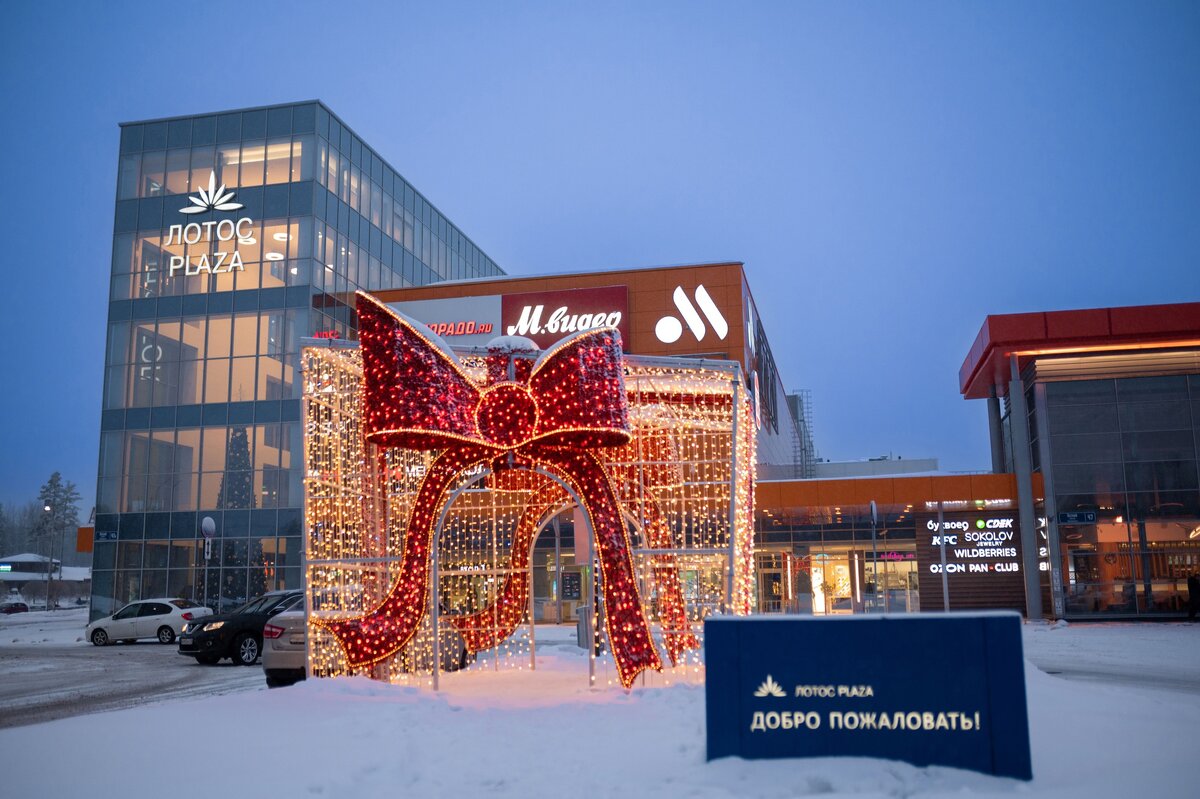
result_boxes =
[704,612,1032,780]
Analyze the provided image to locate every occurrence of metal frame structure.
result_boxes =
[300,339,755,687]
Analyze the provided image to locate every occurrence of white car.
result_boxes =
[86,598,212,646]
[262,601,307,687]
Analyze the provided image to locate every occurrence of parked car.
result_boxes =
[0,601,30,614]
[86,598,212,646]
[260,604,470,687]
[179,590,303,666]
[262,600,306,688]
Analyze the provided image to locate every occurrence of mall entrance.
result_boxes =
[756,547,919,615]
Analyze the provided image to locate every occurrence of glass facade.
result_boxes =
[753,504,920,615]
[93,102,503,619]
[1035,371,1200,616]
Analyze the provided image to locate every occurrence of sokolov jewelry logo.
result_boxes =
[753,675,786,698]
[179,171,244,214]
[654,284,729,344]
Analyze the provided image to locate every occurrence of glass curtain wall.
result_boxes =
[93,102,503,619]
[1041,373,1200,617]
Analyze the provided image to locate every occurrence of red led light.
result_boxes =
[315,293,665,688]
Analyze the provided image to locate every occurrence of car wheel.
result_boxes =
[91,629,109,646]
[195,654,220,665]
[233,633,260,665]
[157,626,176,644]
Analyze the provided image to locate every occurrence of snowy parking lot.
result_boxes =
[0,612,1197,797]
[0,609,263,727]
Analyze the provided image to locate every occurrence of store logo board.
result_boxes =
[500,285,629,350]
[164,172,254,278]
[704,614,1032,780]
[915,512,1046,613]
[655,284,729,344]
[387,295,503,348]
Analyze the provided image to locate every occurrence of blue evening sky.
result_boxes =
[1,1,1197,510]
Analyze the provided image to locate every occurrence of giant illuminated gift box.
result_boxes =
[302,292,755,689]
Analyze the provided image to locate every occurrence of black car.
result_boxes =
[178,590,303,665]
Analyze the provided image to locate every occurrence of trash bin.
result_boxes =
[577,604,593,650]
[576,605,605,655]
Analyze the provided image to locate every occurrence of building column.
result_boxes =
[1007,355,1043,619]
[1033,383,1065,619]
[987,388,1005,474]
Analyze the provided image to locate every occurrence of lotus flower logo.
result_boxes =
[753,675,786,698]
[180,171,244,214]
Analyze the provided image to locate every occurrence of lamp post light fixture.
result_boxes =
[42,503,55,611]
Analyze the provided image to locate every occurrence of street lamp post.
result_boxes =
[202,516,216,610]
[42,503,55,611]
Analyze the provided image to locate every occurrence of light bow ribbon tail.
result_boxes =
[541,449,663,688]
[318,446,664,687]
[449,475,566,653]
[642,501,700,666]
[441,449,666,688]
[314,445,493,670]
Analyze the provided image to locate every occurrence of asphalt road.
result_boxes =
[0,639,265,729]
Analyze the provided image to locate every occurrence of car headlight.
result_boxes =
[202,621,225,632]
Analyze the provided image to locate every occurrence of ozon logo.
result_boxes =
[179,171,244,214]
[655,285,728,344]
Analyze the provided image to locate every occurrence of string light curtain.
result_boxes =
[304,292,754,689]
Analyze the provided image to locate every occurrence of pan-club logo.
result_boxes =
[753,675,786,698]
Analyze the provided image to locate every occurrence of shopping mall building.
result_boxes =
[87,100,1200,622]
[90,101,502,618]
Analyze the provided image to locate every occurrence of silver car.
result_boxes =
[262,601,306,687]
[86,598,212,646]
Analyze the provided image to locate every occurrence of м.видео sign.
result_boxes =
[704,613,1032,780]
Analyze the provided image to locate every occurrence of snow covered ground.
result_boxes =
[0,618,1196,797]
[0,608,262,727]
[1,607,89,645]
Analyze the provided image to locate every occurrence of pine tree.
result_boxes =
[217,427,256,510]
[32,473,81,607]
[33,473,81,552]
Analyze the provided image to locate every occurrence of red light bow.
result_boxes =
[316,292,663,689]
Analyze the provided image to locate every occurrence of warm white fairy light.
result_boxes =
[302,341,755,688]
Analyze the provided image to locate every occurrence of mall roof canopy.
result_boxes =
[959,301,1200,400]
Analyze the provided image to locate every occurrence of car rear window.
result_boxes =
[259,594,295,613]
[170,599,200,609]
[236,597,267,614]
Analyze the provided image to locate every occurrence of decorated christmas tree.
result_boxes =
[217,427,256,510]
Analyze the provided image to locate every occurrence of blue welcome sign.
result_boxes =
[704,612,1032,780]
